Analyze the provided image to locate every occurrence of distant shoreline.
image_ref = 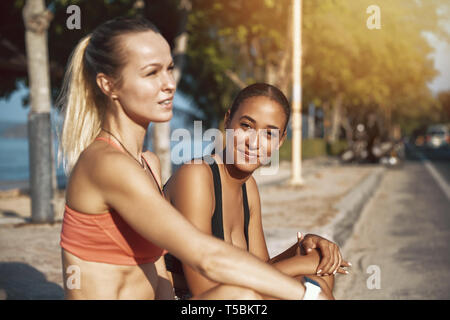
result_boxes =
[0,179,30,192]
[0,176,67,192]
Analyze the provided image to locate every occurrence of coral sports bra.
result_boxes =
[60,137,167,266]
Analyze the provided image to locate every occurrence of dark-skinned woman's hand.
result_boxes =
[298,233,352,276]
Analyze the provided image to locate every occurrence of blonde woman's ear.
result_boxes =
[96,73,115,98]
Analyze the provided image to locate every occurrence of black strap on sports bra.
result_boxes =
[209,158,250,248]
[164,157,251,276]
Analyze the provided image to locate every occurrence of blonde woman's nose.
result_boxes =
[162,71,176,92]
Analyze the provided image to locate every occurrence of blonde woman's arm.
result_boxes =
[91,152,311,300]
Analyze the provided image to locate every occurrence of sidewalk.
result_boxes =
[0,157,383,299]
[253,158,383,257]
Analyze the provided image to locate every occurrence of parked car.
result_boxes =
[425,124,449,148]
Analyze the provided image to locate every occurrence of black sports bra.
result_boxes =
[164,157,250,275]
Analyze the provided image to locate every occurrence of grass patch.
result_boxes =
[279,138,348,160]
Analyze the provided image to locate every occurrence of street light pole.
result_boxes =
[290,0,304,186]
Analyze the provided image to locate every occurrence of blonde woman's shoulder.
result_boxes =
[65,141,133,212]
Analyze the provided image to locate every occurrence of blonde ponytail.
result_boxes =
[57,18,161,175]
[57,35,105,175]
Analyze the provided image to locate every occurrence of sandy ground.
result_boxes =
[0,158,376,299]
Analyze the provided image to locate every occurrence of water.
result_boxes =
[0,135,67,190]
[0,120,214,190]
[0,138,30,182]
[0,90,210,190]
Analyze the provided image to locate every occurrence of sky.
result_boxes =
[426,33,450,94]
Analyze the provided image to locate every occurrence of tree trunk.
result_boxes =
[341,112,353,144]
[152,0,191,184]
[329,93,344,143]
[23,0,54,223]
[275,0,292,96]
[322,100,331,139]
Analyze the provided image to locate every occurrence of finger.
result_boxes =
[295,237,301,255]
[316,243,331,275]
[302,237,316,254]
[331,246,341,275]
[337,250,343,274]
[335,246,344,272]
[338,249,343,270]
[321,244,335,275]
[337,267,349,275]
[340,260,352,268]
[297,231,304,243]
[331,244,341,275]
[295,232,304,255]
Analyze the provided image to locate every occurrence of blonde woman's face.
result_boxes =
[114,31,175,124]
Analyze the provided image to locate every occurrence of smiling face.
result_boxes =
[110,31,176,125]
[225,95,288,173]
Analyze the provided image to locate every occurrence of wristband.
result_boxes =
[302,277,321,300]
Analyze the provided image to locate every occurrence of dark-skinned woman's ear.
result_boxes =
[277,130,288,150]
[224,110,231,128]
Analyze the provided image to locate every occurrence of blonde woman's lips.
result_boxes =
[158,97,173,109]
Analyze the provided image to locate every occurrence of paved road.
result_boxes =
[334,146,450,299]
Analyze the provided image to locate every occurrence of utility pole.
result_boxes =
[290,0,304,186]
[23,0,54,223]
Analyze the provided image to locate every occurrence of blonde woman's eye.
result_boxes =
[146,70,157,77]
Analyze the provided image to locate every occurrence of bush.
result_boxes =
[326,140,349,156]
[278,138,348,160]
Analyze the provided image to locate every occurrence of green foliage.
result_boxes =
[279,138,349,160]
[1,0,449,138]
[326,140,349,156]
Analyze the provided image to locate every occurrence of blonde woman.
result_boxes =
[58,17,326,300]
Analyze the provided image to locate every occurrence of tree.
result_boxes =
[179,0,449,143]
[301,0,448,141]
[23,0,54,223]
[179,0,293,127]
[437,90,450,123]
[1,0,193,185]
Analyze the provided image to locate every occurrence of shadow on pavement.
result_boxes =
[0,262,64,300]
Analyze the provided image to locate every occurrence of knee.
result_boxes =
[321,274,335,290]
[314,277,335,300]
[222,285,262,300]
[238,287,262,300]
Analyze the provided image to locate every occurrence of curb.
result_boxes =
[316,166,385,247]
[263,166,385,256]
